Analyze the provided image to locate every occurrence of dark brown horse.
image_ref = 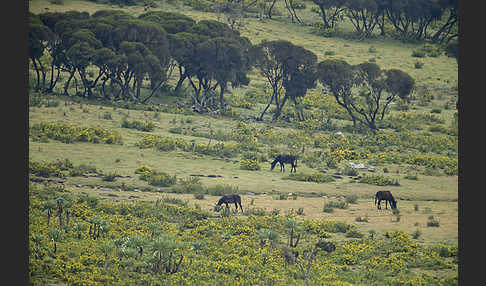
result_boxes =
[375,190,397,210]
[270,154,298,173]
[217,194,243,212]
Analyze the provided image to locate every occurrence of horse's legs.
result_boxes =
[385,200,388,210]
[377,199,381,210]
[238,202,243,212]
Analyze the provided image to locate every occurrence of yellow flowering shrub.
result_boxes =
[29,181,457,286]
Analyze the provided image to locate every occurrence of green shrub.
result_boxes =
[285,172,335,183]
[240,159,261,171]
[359,174,400,186]
[404,173,418,180]
[412,229,421,239]
[194,193,205,200]
[30,122,122,144]
[324,200,348,210]
[29,160,66,178]
[414,61,424,69]
[121,119,156,132]
[206,184,240,196]
[342,166,358,176]
[147,172,177,187]
[345,228,364,238]
[103,112,113,120]
[323,205,334,213]
[102,172,118,182]
[163,197,187,206]
[412,49,426,58]
[243,207,266,216]
[345,194,359,204]
[427,216,440,227]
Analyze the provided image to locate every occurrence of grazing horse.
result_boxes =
[217,194,243,212]
[374,190,397,210]
[270,154,298,173]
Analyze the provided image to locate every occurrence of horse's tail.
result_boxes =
[374,193,378,205]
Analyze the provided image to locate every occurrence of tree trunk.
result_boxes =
[219,82,227,111]
[273,93,289,120]
[267,0,278,19]
[31,58,41,91]
[174,67,187,92]
[64,69,75,96]
[259,91,274,120]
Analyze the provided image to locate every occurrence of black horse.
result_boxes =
[270,154,298,173]
[374,190,397,210]
[217,194,243,212]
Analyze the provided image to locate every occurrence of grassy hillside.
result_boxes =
[28,0,458,284]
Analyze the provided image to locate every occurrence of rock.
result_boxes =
[348,162,366,169]
[246,192,255,195]
[368,168,376,172]
[334,131,344,137]
[332,174,343,179]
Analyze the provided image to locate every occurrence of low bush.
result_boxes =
[285,172,335,183]
[30,122,122,144]
[324,200,349,210]
[121,118,156,132]
[345,194,359,204]
[240,159,261,171]
[345,228,364,238]
[359,174,400,186]
[102,172,118,182]
[29,160,66,178]
[147,172,177,187]
[427,216,440,227]
[136,166,177,187]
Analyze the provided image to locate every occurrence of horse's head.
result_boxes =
[270,160,277,171]
[217,197,224,206]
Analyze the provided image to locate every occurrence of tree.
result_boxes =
[150,234,185,274]
[316,59,359,127]
[28,13,54,92]
[65,29,103,98]
[281,45,317,121]
[317,59,415,131]
[252,40,316,121]
[383,68,415,104]
[430,0,458,44]
[345,0,380,39]
[36,11,90,94]
[383,0,444,40]
[196,37,252,110]
[178,20,250,112]
[48,228,63,254]
[352,62,389,130]
[284,0,303,23]
[311,0,346,29]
